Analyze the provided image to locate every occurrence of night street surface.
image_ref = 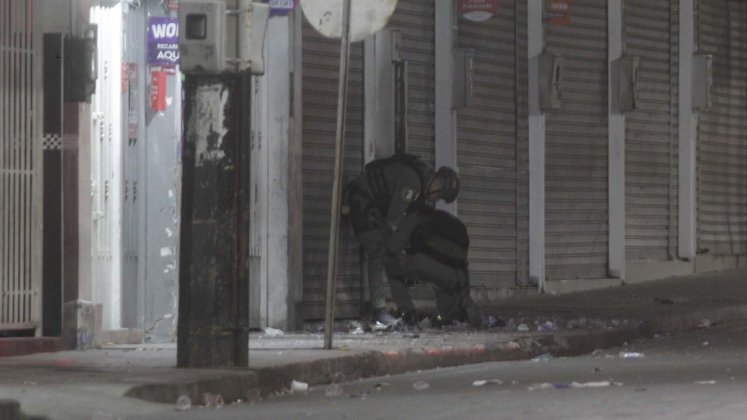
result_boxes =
[132,320,747,420]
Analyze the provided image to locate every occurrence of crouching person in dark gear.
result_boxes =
[346,153,460,327]
[384,204,481,328]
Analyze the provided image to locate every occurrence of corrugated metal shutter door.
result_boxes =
[0,0,42,331]
[387,0,435,165]
[301,22,365,320]
[545,0,608,281]
[624,0,675,261]
[697,1,747,256]
[456,1,522,294]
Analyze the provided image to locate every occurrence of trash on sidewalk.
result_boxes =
[528,380,622,391]
[472,379,503,387]
[532,353,553,362]
[264,327,284,337]
[374,382,390,391]
[413,380,430,391]
[570,380,622,388]
[325,383,345,397]
[507,341,521,350]
[619,351,645,359]
[481,315,505,328]
[175,395,192,411]
[371,321,389,332]
[203,393,224,409]
[697,319,711,329]
[537,321,556,332]
[517,323,530,332]
[703,341,710,346]
[654,297,675,305]
[291,380,309,392]
[694,380,717,385]
[527,382,555,391]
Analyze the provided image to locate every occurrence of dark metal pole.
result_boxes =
[177,73,250,367]
[324,0,352,350]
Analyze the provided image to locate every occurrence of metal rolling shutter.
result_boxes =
[697,1,747,256]
[624,0,675,261]
[545,0,608,281]
[387,0,435,165]
[301,22,365,320]
[455,1,521,294]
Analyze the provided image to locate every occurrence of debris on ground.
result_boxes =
[619,351,645,359]
[413,380,430,391]
[537,321,556,332]
[654,297,675,305]
[291,380,309,392]
[472,379,503,387]
[531,353,553,362]
[694,380,717,385]
[264,327,284,337]
[203,393,224,409]
[175,395,192,411]
[528,380,622,391]
[325,383,344,397]
[517,323,530,332]
[374,382,390,391]
[697,319,711,329]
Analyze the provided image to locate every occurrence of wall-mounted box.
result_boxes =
[618,55,640,112]
[539,51,563,111]
[453,48,474,109]
[693,53,713,110]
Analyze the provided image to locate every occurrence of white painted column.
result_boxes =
[265,15,291,328]
[679,0,697,260]
[435,0,457,214]
[528,0,545,290]
[608,0,625,279]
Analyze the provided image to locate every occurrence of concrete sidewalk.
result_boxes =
[1,270,746,419]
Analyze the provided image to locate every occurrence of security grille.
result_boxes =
[0,0,43,332]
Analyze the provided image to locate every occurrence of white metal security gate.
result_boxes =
[0,0,43,332]
[456,0,527,295]
[697,0,747,257]
[90,3,124,329]
[624,0,678,262]
[301,20,365,320]
[544,0,609,281]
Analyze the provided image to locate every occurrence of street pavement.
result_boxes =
[1,270,747,419]
[134,319,747,420]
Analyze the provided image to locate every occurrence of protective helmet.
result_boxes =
[433,166,460,203]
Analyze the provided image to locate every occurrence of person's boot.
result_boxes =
[459,294,482,328]
[374,308,400,329]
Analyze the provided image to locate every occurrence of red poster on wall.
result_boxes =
[457,0,499,22]
[547,0,570,25]
[150,69,167,112]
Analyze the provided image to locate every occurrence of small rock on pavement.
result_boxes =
[413,381,430,391]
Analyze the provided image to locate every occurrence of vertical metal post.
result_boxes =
[324,0,352,350]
